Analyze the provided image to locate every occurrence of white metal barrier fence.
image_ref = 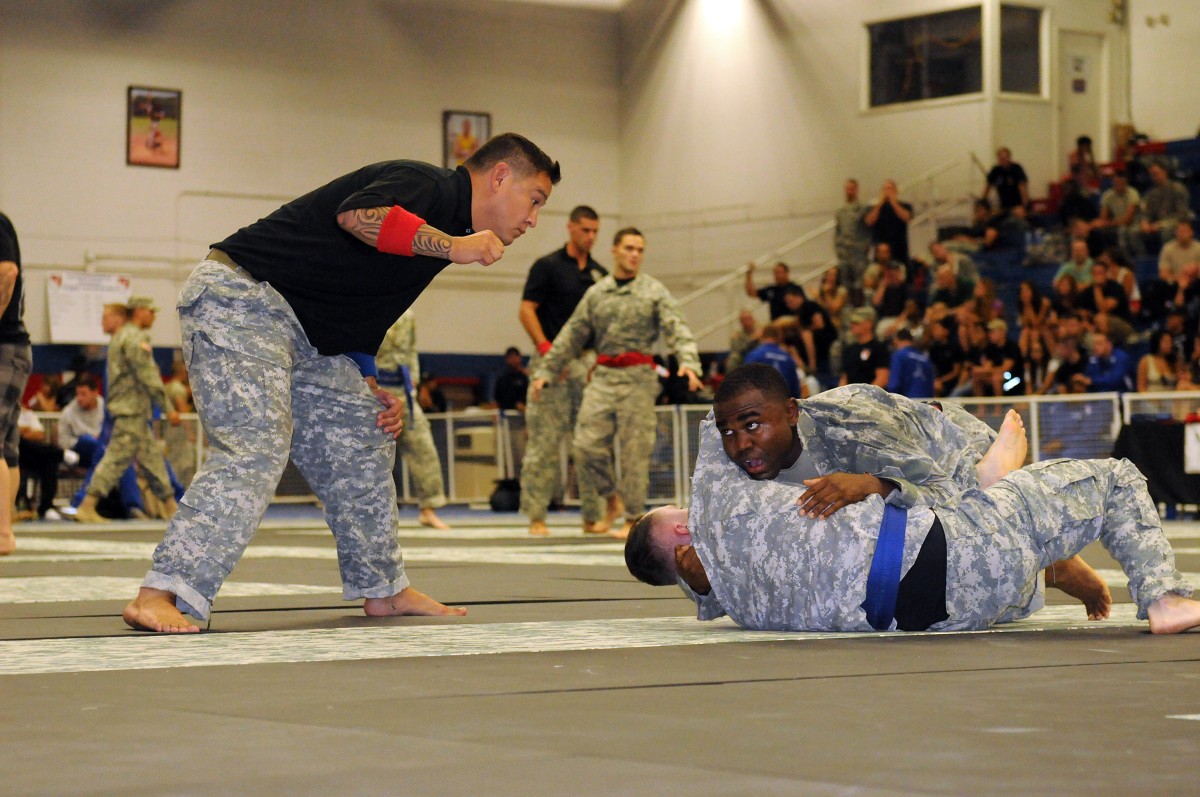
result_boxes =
[32,392,1131,510]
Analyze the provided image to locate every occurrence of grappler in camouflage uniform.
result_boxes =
[123,134,559,632]
[376,309,449,530]
[75,302,180,523]
[628,369,1198,634]
[531,228,702,539]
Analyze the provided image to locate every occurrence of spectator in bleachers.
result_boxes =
[1161,309,1194,366]
[743,322,801,399]
[1016,280,1052,358]
[1077,259,1130,321]
[1137,330,1179,393]
[744,261,802,321]
[418,372,448,413]
[838,307,889,389]
[1091,171,1141,253]
[834,179,871,293]
[870,255,907,338]
[1139,162,1192,254]
[57,374,104,466]
[1079,332,1133,393]
[1098,247,1140,311]
[724,309,760,373]
[982,146,1030,211]
[966,276,1001,326]
[1058,168,1099,229]
[885,329,933,398]
[1165,262,1200,325]
[1054,239,1094,293]
[1022,335,1052,396]
[949,321,987,397]
[925,317,963,398]
[1092,311,1135,350]
[928,240,978,291]
[26,376,59,412]
[1158,221,1200,283]
[814,267,849,332]
[947,200,996,253]
[1066,135,1101,190]
[1177,337,1200,390]
[928,263,973,310]
[16,406,78,520]
[1051,273,1089,321]
[864,179,913,265]
[972,319,1024,397]
[1037,336,1088,395]
[862,241,906,286]
[785,286,837,390]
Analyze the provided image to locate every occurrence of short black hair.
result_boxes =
[613,226,644,246]
[464,132,561,185]
[782,284,806,298]
[504,346,521,357]
[624,512,673,586]
[76,374,100,391]
[569,205,598,223]
[714,363,792,405]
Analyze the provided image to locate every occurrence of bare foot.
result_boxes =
[607,520,634,540]
[363,587,466,617]
[976,409,1028,488]
[123,587,201,633]
[1147,593,1200,634]
[583,520,610,534]
[1045,555,1112,619]
[0,528,14,556]
[604,494,625,526]
[529,519,550,536]
[418,508,450,530]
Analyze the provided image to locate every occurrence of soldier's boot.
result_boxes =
[528,519,550,536]
[158,497,179,520]
[74,495,109,524]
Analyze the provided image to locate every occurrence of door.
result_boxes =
[1058,30,1105,168]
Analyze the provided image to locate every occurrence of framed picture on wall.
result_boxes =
[127,86,181,168]
[443,111,490,169]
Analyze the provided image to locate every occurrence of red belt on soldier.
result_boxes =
[595,352,655,368]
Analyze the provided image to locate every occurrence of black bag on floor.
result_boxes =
[489,478,520,512]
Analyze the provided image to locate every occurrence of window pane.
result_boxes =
[869,7,982,108]
[1001,5,1042,94]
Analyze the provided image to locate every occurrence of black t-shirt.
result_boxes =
[928,338,963,378]
[1052,353,1087,390]
[757,282,803,320]
[842,339,891,385]
[986,163,1028,209]
[522,246,608,342]
[493,369,529,411]
[798,301,837,369]
[215,161,473,356]
[870,202,913,264]
[0,213,29,345]
[1076,280,1130,320]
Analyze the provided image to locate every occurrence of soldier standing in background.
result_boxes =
[531,227,702,539]
[376,309,450,530]
[518,205,608,536]
[75,302,180,523]
[835,178,871,295]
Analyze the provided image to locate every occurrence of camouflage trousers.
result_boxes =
[86,415,174,501]
[396,399,446,509]
[934,457,1192,631]
[143,260,407,620]
[573,364,660,522]
[835,242,869,290]
[519,351,600,522]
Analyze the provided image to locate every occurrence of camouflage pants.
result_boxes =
[835,242,869,290]
[86,415,174,501]
[143,261,406,620]
[519,351,600,521]
[396,399,446,509]
[572,365,660,522]
[935,457,1192,631]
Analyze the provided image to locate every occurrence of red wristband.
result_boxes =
[537,340,553,355]
[376,206,426,257]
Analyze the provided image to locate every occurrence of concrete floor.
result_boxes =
[1,506,1198,796]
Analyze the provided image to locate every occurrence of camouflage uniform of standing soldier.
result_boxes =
[376,309,449,530]
[834,178,871,293]
[518,205,607,536]
[122,133,560,633]
[531,227,702,539]
[75,302,181,524]
[629,414,1200,636]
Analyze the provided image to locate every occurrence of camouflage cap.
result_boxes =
[127,296,159,312]
[849,307,876,324]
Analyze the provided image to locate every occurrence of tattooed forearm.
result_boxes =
[336,207,391,245]
[412,226,452,258]
[0,262,16,318]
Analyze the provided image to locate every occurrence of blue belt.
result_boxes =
[861,503,908,631]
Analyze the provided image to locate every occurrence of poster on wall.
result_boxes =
[46,273,131,344]
[443,111,490,168]
[127,86,182,168]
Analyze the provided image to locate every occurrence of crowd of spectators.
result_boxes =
[728,146,1199,403]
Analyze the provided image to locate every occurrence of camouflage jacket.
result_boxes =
[375,309,419,376]
[105,323,171,417]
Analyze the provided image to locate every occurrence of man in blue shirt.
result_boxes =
[1081,332,1133,393]
[744,323,801,398]
[886,329,934,398]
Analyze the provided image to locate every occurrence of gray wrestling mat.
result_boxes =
[1,507,1197,796]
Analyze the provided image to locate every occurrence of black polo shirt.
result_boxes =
[215,160,473,356]
[0,212,28,345]
[522,246,607,341]
[757,282,803,320]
